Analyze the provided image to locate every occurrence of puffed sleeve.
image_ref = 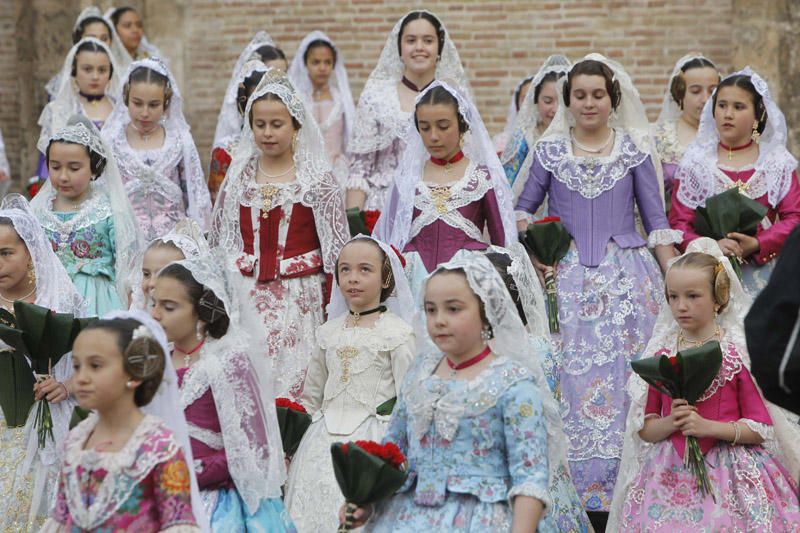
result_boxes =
[502,378,551,508]
[152,449,199,529]
[515,156,550,216]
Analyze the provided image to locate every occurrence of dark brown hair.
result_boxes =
[711,74,768,135]
[72,17,113,45]
[304,40,337,66]
[669,57,718,108]
[157,263,230,338]
[563,59,621,109]
[70,40,114,79]
[397,11,445,57]
[248,92,301,129]
[123,66,172,110]
[533,71,566,105]
[414,85,468,134]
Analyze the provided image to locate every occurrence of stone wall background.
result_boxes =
[1,0,797,185]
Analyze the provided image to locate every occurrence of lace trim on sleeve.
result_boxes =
[647,228,683,247]
[507,482,552,512]
[739,418,775,442]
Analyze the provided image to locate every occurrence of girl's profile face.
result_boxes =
[536,80,559,130]
[74,51,112,96]
[399,19,439,76]
[416,102,462,162]
[424,271,485,358]
[0,225,32,294]
[680,66,718,125]
[251,98,297,159]
[568,74,612,131]
[127,81,166,132]
[48,142,94,201]
[141,245,184,303]
[72,329,136,411]
[150,276,199,347]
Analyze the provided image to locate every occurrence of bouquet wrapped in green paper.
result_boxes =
[346,208,381,237]
[275,397,312,456]
[0,302,93,447]
[693,187,768,280]
[631,341,723,500]
[332,440,407,531]
[520,217,572,333]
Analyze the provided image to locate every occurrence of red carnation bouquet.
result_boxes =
[331,440,407,531]
[346,208,381,236]
[275,397,312,456]
[631,341,723,501]
[519,216,572,333]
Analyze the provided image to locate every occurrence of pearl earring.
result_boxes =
[480,326,491,343]
[126,380,134,389]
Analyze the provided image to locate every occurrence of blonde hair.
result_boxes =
[667,252,731,312]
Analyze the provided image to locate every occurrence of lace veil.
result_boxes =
[213,31,276,152]
[128,218,210,311]
[288,31,355,152]
[164,253,286,509]
[37,37,122,155]
[209,69,349,273]
[539,53,665,202]
[348,10,470,156]
[102,57,212,230]
[656,53,714,125]
[675,67,797,209]
[373,80,517,251]
[326,235,415,324]
[607,237,800,529]
[31,116,142,301]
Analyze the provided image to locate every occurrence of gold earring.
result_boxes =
[458,133,464,149]
[751,120,761,144]
[291,132,298,152]
[27,262,36,285]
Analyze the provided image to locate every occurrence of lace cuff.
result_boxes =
[346,175,371,194]
[739,418,775,441]
[161,525,202,533]
[507,482,552,512]
[514,210,533,224]
[647,229,683,248]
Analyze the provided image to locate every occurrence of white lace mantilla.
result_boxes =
[409,162,491,242]
[34,185,112,237]
[349,80,411,154]
[404,353,532,442]
[62,414,180,531]
[535,130,649,200]
[653,120,685,165]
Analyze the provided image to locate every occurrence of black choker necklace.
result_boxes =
[349,305,386,325]
[79,91,105,102]
[401,76,433,93]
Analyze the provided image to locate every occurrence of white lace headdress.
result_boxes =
[163,253,287,509]
[0,194,85,314]
[99,310,210,531]
[209,69,349,273]
[327,234,415,324]
[675,67,797,210]
[288,30,356,152]
[656,53,715,125]
[607,237,800,529]
[538,52,665,201]
[348,10,471,156]
[213,31,277,152]
[37,37,122,154]
[128,218,210,311]
[373,80,517,251]
[102,57,212,230]
[31,116,142,301]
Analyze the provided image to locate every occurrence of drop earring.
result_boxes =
[196,321,204,341]
[126,380,134,389]
[291,132,298,152]
[27,262,36,285]
[480,326,491,343]
[751,120,761,144]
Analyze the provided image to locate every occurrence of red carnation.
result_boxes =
[668,355,680,372]
[275,397,307,413]
[389,245,406,268]
[534,216,561,224]
[353,440,406,469]
[363,210,381,234]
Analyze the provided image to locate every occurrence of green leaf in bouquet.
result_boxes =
[694,187,768,239]
[0,336,36,427]
[631,355,679,398]
[376,397,396,417]
[676,341,723,404]
[69,406,91,430]
[331,442,407,506]
[522,221,571,266]
[346,207,369,238]
[276,406,312,456]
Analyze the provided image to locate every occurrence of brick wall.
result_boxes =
[4,0,798,181]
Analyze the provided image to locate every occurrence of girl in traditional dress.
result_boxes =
[492,75,534,156]
[515,54,681,526]
[32,115,140,316]
[209,70,348,399]
[285,235,416,532]
[346,10,470,212]
[653,54,719,203]
[0,194,84,531]
[42,312,208,532]
[608,238,800,531]
[374,81,516,302]
[151,256,293,530]
[103,57,212,241]
[129,218,209,310]
[343,254,559,532]
[288,31,355,189]
[105,5,165,67]
[669,68,800,294]
[210,31,287,201]
[35,37,121,190]
[501,55,570,210]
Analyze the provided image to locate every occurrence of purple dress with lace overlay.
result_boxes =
[515,131,682,512]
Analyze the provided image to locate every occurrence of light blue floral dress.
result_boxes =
[366,353,559,532]
[34,187,123,316]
